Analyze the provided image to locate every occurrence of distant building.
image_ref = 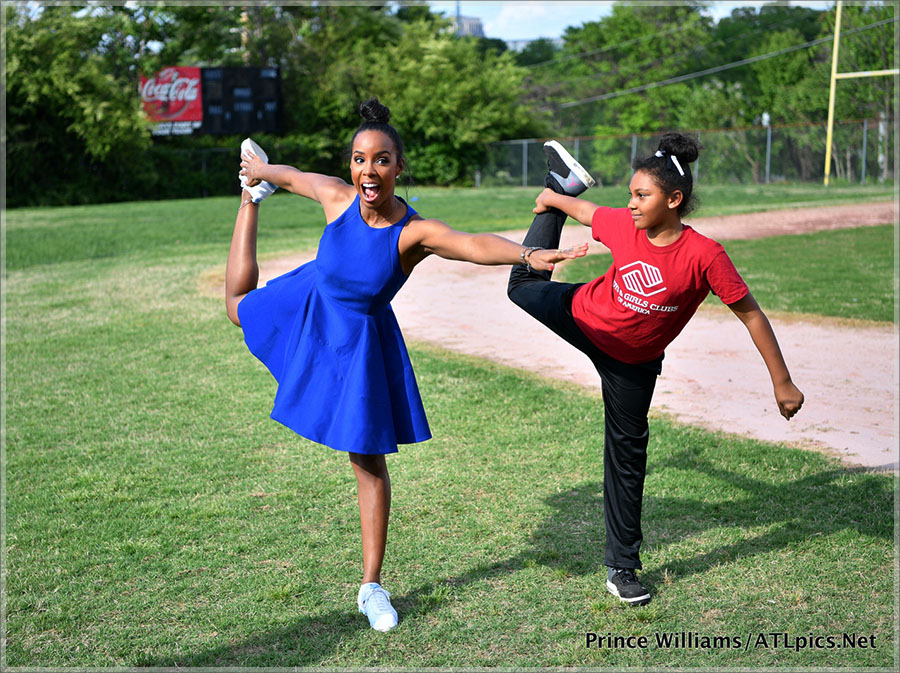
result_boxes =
[452,15,484,37]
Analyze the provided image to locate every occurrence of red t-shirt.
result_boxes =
[570,207,749,364]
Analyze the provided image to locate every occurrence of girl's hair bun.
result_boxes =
[359,97,391,125]
[658,132,699,164]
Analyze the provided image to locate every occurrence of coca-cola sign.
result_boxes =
[139,66,203,123]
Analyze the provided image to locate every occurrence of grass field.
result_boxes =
[3,184,897,669]
[6,181,894,271]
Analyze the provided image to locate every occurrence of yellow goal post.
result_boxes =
[824,0,899,186]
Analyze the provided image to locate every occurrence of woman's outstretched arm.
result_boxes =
[403,218,588,272]
[241,151,349,204]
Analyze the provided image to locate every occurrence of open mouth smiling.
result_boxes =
[361,182,381,202]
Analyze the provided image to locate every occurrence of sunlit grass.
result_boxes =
[5,187,895,668]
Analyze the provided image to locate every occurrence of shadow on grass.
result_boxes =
[141,458,891,667]
[638,452,893,589]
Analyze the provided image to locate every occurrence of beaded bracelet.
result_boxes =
[522,246,543,272]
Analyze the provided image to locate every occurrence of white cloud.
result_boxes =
[428,1,835,42]
[483,2,607,41]
[427,0,614,41]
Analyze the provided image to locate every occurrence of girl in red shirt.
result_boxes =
[507,133,804,606]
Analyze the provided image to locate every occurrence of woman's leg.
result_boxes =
[349,452,391,585]
[225,190,260,326]
[351,452,398,631]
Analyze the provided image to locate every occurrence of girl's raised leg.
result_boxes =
[507,199,568,294]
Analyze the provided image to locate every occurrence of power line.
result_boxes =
[557,37,832,107]
[553,16,897,109]
[528,10,830,89]
[525,22,693,69]
[525,6,825,71]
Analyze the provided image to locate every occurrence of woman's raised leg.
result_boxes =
[225,190,260,326]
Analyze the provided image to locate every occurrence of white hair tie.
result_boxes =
[654,149,685,177]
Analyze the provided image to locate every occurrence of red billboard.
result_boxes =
[139,66,203,135]
[139,66,282,136]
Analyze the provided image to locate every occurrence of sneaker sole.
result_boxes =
[240,138,275,202]
[241,137,269,164]
[371,615,399,632]
[606,579,651,606]
[544,140,596,188]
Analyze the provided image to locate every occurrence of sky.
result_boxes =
[425,1,836,42]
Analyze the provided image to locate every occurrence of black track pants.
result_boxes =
[507,206,661,570]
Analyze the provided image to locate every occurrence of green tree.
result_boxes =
[4,1,548,205]
[396,2,445,27]
[475,36,509,56]
[750,28,824,125]
[142,4,247,70]
[364,21,543,185]
[825,2,896,124]
[706,3,823,94]
[515,37,560,67]
[5,4,159,205]
[524,3,713,138]
[676,80,767,183]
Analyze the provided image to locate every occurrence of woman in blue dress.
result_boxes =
[225,99,586,631]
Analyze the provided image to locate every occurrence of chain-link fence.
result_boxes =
[477,117,895,188]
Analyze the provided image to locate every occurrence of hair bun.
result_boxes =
[359,97,391,125]
[658,132,699,164]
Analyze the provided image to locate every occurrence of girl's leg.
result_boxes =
[349,452,391,585]
[507,200,568,296]
[509,141,593,305]
[507,186,573,317]
[507,202,600,356]
[591,355,661,571]
[225,190,260,326]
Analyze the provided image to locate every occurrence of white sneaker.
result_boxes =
[357,582,398,632]
[240,137,277,203]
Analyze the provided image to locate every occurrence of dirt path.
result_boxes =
[235,202,899,471]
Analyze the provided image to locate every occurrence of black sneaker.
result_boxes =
[606,567,651,606]
[544,140,596,196]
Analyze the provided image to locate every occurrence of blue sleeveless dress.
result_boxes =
[237,195,432,455]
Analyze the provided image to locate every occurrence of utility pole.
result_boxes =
[823,1,842,187]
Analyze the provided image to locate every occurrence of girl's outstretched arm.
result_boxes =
[728,293,804,420]
[533,188,598,227]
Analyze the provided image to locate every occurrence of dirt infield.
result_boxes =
[225,201,899,471]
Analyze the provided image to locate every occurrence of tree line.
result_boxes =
[5,1,895,207]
